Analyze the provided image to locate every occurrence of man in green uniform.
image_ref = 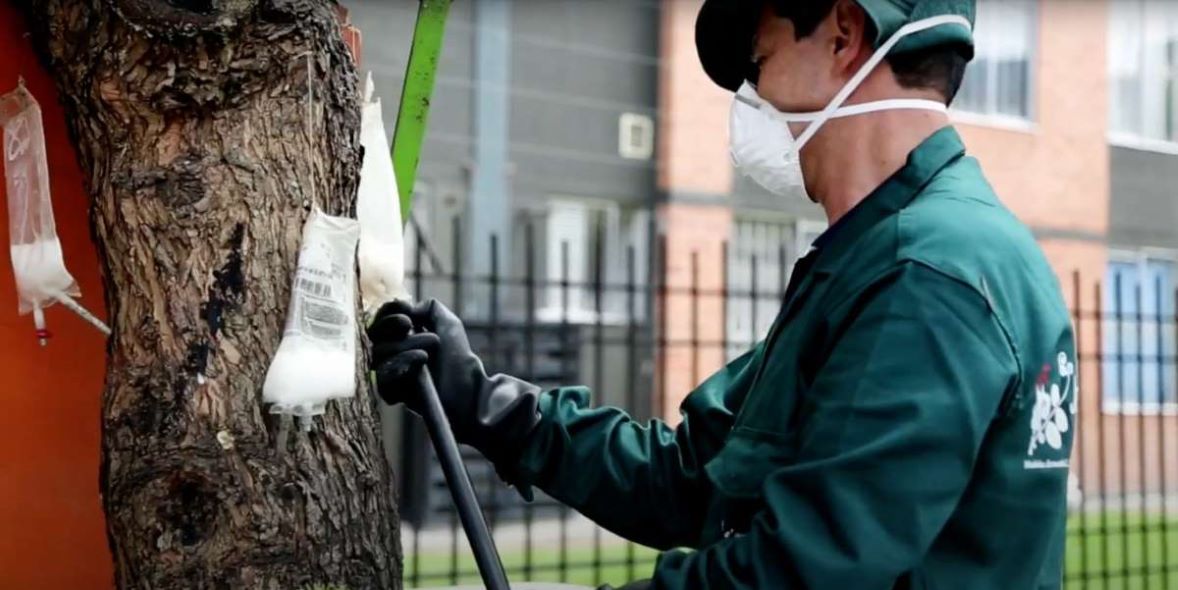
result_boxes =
[370,0,1077,587]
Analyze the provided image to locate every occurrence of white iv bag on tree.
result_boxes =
[356,72,409,314]
[0,82,82,342]
[263,208,361,422]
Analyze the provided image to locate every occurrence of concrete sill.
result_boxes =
[1101,402,1178,416]
[950,110,1037,134]
[535,307,637,326]
[1108,133,1178,156]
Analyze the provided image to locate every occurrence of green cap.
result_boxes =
[696,0,976,92]
[860,0,975,58]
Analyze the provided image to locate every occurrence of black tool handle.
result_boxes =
[416,369,511,590]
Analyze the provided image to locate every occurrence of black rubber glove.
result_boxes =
[368,298,543,467]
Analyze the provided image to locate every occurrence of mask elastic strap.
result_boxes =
[794,14,972,149]
[829,99,947,118]
[769,98,947,123]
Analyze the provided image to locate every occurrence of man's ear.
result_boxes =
[830,0,871,74]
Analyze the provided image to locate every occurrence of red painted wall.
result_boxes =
[0,5,114,588]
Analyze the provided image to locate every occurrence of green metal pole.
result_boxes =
[391,0,452,226]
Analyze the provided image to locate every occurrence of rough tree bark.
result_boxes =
[20,1,401,588]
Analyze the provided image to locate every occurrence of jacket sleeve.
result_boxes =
[649,264,1020,589]
[507,345,763,550]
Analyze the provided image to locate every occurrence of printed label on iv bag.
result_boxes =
[0,83,80,315]
[283,209,359,348]
[263,208,361,417]
[288,261,351,347]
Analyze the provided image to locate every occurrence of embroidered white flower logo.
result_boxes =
[1028,351,1076,457]
[1062,351,1078,417]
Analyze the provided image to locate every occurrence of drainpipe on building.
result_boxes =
[467,0,513,317]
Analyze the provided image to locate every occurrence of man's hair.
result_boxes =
[769,0,969,105]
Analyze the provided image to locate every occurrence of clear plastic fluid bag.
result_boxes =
[356,72,408,314]
[0,82,81,341]
[263,207,361,426]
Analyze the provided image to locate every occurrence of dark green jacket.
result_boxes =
[509,127,1077,589]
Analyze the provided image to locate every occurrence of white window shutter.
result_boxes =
[546,202,588,314]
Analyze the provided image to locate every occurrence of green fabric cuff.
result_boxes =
[501,388,588,503]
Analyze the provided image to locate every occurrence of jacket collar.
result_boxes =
[809,125,967,275]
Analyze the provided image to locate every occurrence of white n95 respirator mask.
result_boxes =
[729,15,970,200]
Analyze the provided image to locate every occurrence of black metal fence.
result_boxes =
[393,215,1177,588]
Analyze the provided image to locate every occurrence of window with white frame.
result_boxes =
[725,217,825,360]
[1102,253,1177,413]
[953,0,1037,120]
[538,199,649,324]
[1108,0,1178,145]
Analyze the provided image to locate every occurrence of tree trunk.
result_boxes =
[20,1,401,588]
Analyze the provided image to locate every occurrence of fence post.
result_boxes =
[448,215,463,586]
[1164,287,1177,587]
[486,233,501,532]
[1095,280,1111,586]
[1072,270,1087,588]
[523,223,538,582]
[690,250,700,387]
[410,227,426,588]
[656,235,668,421]
[555,238,571,582]
[625,244,639,581]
